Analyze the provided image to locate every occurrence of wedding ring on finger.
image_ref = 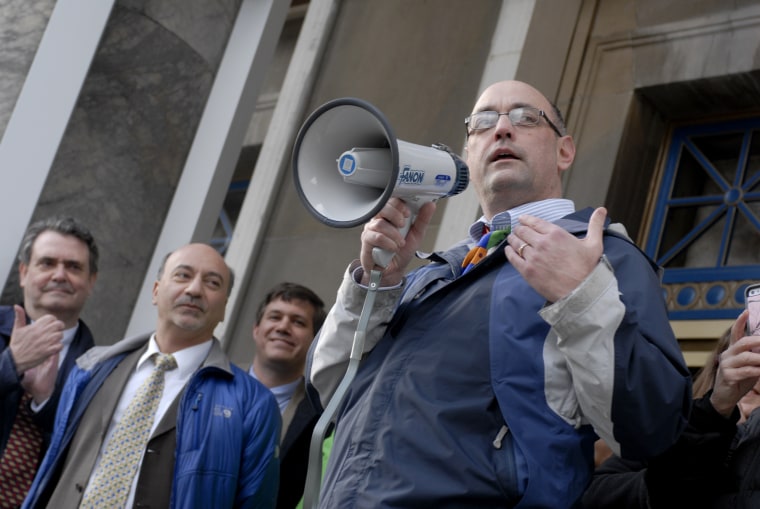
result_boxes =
[518,242,529,258]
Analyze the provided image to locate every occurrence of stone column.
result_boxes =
[1,0,243,343]
[0,0,56,138]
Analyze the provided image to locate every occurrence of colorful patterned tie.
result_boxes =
[0,392,44,508]
[461,228,510,275]
[79,353,177,508]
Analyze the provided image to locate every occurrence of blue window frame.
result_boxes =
[645,117,760,319]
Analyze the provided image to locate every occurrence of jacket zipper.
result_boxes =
[492,424,509,449]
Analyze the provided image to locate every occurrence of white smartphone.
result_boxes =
[745,283,760,335]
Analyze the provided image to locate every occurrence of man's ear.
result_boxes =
[557,135,576,172]
[18,263,28,288]
[85,272,98,296]
[151,280,159,305]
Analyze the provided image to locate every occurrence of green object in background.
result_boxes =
[296,433,334,509]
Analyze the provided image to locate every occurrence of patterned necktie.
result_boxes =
[0,392,44,509]
[79,353,177,509]
[461,227,510,275]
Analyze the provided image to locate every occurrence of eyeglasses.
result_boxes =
[464,107,563,137]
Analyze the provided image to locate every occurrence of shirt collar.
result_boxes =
[468,198,575,242]
[61,323,79,348]
[28,319,78,347]
[138,334,212,378]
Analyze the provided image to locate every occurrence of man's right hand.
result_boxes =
[8,304,64,374]
[359,198,436,286]
[22,351,59,405]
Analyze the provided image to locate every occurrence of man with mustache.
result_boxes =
[0,217,98,508]
[308,80,692,508]
[23,243,281,509]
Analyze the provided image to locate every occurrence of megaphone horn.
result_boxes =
[292,97,468,267]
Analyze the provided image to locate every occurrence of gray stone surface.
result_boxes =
[1,0,242,344]
[0,0,56,140]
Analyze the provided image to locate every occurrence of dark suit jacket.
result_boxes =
[277,381,320,509]
[0,306,95,462]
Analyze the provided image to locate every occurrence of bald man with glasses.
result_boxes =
[307,80,692,508]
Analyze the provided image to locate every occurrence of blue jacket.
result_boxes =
[23,334,281,509]
[309,208,692,508]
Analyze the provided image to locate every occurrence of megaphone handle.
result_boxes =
[371,213,413,268]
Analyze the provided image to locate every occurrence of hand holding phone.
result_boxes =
[745,283,760,336]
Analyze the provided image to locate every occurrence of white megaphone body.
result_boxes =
[292,97,469,267]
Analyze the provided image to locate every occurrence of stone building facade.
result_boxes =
[2,0,759,367]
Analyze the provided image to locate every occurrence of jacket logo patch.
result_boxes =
[213,404,233,418]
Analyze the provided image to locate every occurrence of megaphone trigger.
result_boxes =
[292,97,469,267]
[371,207,414,269]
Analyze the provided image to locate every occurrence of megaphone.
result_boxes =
[292,97,469,267]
